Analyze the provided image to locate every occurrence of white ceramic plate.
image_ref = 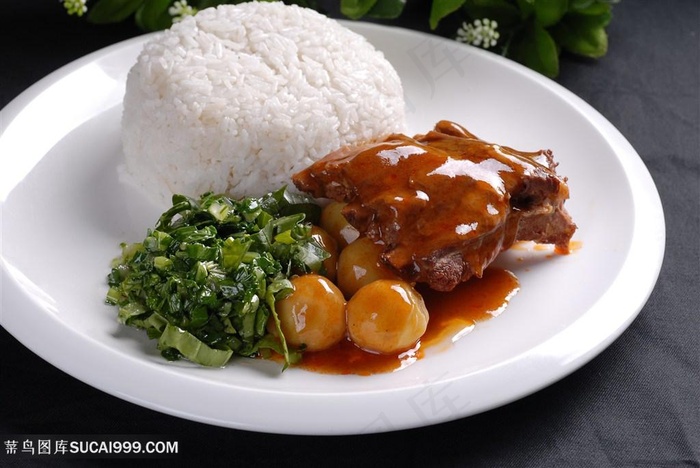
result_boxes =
[0,22,665,435]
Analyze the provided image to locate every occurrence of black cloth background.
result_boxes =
[1,1,698,466]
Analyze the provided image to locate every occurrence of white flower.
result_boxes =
[63,0,88,17]
[456,18,500,49]
[169,0,197,23]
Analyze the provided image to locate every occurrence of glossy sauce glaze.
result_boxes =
[293,120,575,292]
[297,267,520,375]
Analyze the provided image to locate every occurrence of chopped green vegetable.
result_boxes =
[105,187,328,369]
[157,324,233,367]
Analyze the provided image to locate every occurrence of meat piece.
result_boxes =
[293,120,577,291]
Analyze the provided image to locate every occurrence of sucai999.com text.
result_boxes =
[3,436,178,459]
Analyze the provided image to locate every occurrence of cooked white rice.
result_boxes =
[121,2,406,207]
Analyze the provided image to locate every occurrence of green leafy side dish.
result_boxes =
[105,187,328,369]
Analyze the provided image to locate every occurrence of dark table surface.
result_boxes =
[1,1,698,466]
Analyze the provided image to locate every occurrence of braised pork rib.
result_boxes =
[293,121,577,291]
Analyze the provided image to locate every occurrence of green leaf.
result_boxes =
[341,0,379,19]
[551,12,610,58]
[135,312,168,335]
[280,190,322,224]
[366,0,406,19]
[533,0,568,27]
[570,1,612,16]
[510,21,559,77]
[153,256,173,271]
[188,304,210,329]
[430,0,467,29]
[117,302,147,325]
[158,324,233,367]
[87,0,144,24]
[462,0,521,28]
[222,237,252,271]
[515,0,535,19]
[135,0,173,32]
[265,279,294,369]
[292,241,328,273]
[569,0,594,10]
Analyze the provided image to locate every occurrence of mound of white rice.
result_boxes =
[121,2,406,207]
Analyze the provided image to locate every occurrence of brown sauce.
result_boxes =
[296,268,520,375]
[555,239,583,255]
